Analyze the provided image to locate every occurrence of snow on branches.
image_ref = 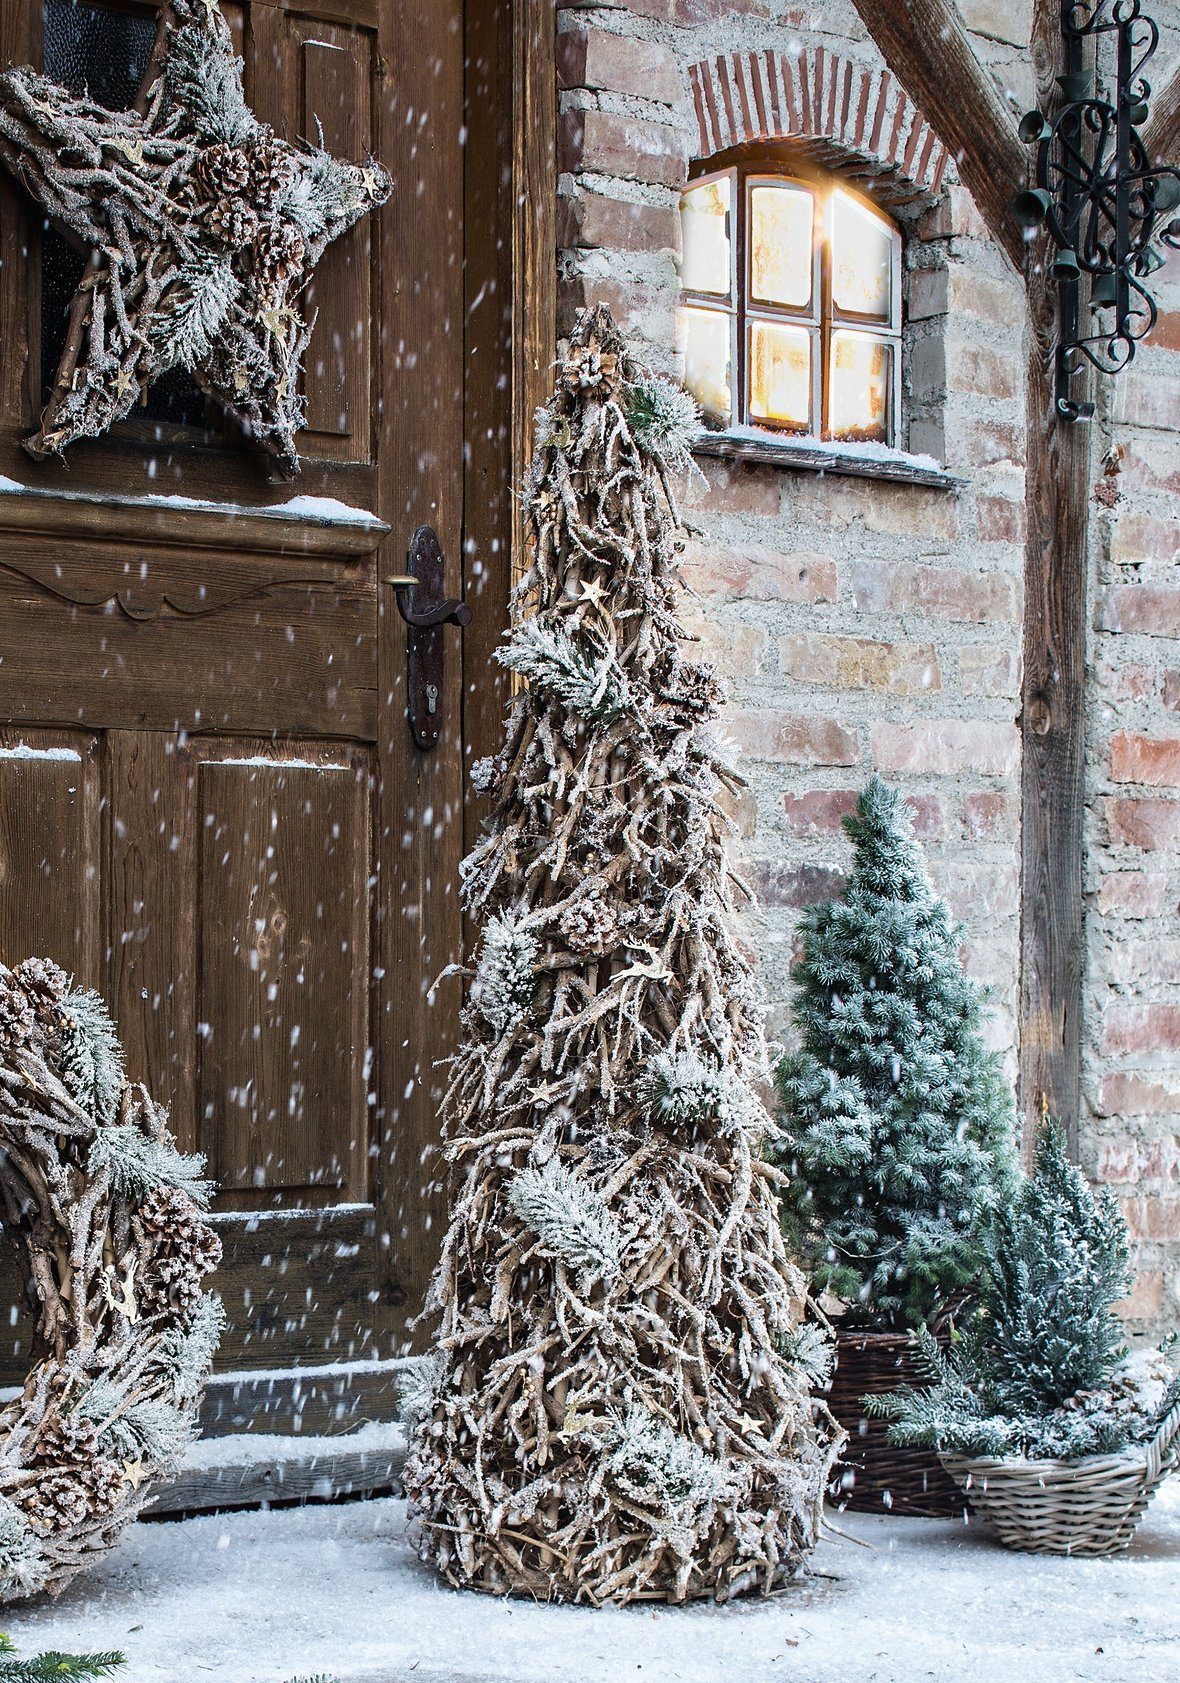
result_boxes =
[404,305,840,1605]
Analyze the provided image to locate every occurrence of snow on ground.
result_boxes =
[5,1484,1178,1683]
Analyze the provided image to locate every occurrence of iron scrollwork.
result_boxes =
[1014,1,1180,419]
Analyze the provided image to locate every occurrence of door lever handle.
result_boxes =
[383,525,471,751]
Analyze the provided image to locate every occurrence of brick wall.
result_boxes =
[555,0,1180,1339]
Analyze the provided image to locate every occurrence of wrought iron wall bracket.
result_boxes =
[384,525,472,752]
[1013,1,1180,421]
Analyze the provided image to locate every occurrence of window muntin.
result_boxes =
[678,165,903,446]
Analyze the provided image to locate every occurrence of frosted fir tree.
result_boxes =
[870,1122,1180,1459]
[776,777,1017,1330]
[403,305,839,1604]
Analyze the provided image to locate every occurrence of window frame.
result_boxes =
[679,157,904,447]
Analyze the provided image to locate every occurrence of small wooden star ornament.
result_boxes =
[0,0,391,476]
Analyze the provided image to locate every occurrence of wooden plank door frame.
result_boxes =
[377,0,556,1349]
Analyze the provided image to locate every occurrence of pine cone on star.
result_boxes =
[135,1186,222,1313]
[192,141,251,204]
[0,967,36,1050]
[249,135,297,208]
[204,197,260,250]
[252,220,307,305]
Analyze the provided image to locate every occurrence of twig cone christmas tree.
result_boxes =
[404,305,839,1604]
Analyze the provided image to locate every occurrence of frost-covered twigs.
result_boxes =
[404,305,839,1604]
[0,957,222,1604]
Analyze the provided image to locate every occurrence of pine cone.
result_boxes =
[0,967,36,1050]
[558,339,620,401]
[251,220,307,305]
[655,656,725,720]
[204,197,260,249]
[193,142,252,204]
[36,1412,99,1466]
[136,1188,221,1312]
[249,136,297,209]
[23,1471,91,1532]
[13,957,70,1025]
[559,890,620,957]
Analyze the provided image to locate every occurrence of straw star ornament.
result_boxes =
[0,0,390,476]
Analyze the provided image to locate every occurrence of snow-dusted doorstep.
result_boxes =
[0,473,387,529]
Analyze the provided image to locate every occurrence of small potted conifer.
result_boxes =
[775,777,1018,1514]
[870,1121,1180,1554]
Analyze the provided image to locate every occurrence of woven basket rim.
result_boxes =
[940,1444,1154,1477]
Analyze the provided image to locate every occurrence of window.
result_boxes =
[679,164,903,447]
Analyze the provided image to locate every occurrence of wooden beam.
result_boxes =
[1018,0,1093,1156]
[1143,64,1180,167]
[848,0,1028,267]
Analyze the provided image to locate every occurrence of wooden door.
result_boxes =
[0,0,488,1434]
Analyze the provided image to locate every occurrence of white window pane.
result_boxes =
[749,183,815,309]
[680,177,731,297]
[829,331,894,443]
[831,190,894,320]
[681,307,732,425]
[748,321,812,431]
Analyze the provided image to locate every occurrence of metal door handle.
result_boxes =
[384,525,471,751]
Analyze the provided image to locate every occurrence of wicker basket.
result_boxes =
[940,1402,1180,1556]
[827,1329,967,1518]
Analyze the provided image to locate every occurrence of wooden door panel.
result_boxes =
[0,727,103,985]
[193,742,373,1205]
[0,544,377,738]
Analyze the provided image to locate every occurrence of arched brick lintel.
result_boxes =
[688,48,950,201]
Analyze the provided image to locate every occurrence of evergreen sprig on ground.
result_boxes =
[776,777,1017,1329]
[0,1636,124,1680]
[868,1123,1180,1459]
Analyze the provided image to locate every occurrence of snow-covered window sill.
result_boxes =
[692,428,966,492]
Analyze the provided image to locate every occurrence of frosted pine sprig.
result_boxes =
[159,258,241,371]
[603,1406,732,1520]
[473,912,538,1035]
[0,1496,47,1602]
[58,990,125,1125]
[150,1294,226,1403]
[495,621,630,727]
[508,1159,622,1289]
[89,1125,212,1208]
[623,375,700,471]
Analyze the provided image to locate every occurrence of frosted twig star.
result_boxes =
[0,0,390,476]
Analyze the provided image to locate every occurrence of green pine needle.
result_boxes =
[0,1648,126,1681]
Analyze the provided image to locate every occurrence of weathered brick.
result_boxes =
[683,617,767,676]
[1105,796,1180,849]
[1095,870,1169,916]
[1105,938,1180,987]
[1110,511,1180,567]
[557,25,682,106]
[1098,661,1159,703]
[558,108,688,189]
[907,267,948,320]
[1103,1003,1180,1058]
[959,419,1024,469]
[781,788,858,838]
[914,185,991,242]
[872,719,1021,778]
[1114,368,1180,431]
[1121,1196,1180,1242]
[973,494,1025,544]
[1099,1072,1180,1115]
[557,188,681,255]
[728,710,859,767]
[959,644,1020,698]
[1095,584,1180,638]
[680,540,836,603]
[963,790,1020,840]
[934,857,1019,920]
[743,860,846,909]
[845,558,1018,624]
[1164,670,1180,711]
[949,268,1023,327]
[684,458,780,517]
[779,633,940,695]
[717,784,758,840]
[1110,731,1180,787]
[1115,1269,1165,1322]
[947,343,1020,401]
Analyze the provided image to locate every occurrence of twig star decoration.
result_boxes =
[0,0,391,476]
